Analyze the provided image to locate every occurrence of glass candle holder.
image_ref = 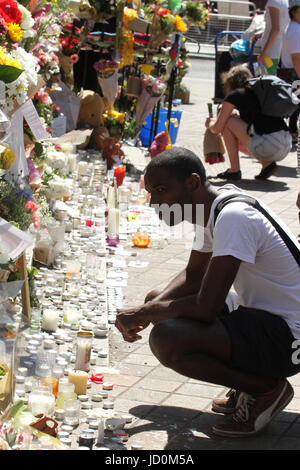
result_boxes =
[28,385,55,416]
[64,398,80,426]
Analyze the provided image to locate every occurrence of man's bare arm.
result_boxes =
[116,255,241,341]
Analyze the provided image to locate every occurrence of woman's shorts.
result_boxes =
[249,127,292,162]
[219,306,300,379]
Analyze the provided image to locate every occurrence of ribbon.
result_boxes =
[89,373,104,384]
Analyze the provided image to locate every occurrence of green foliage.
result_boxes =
[0,65,24,84]
[0,179,32,231]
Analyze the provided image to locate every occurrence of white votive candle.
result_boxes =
[42,310,59,332]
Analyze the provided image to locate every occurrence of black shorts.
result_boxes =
[219,306,300,379]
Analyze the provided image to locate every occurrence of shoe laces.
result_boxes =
[226,388,236,398]
[232,393,256,423]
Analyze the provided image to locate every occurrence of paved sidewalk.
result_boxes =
[107,65,300,451]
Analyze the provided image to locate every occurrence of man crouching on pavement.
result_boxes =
[115,147,300,438]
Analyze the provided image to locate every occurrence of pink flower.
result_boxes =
[85,219,93,227]
[25,200,38,212]
[70,53,79,64]
[50,52,59,64]
[26,158,40,184]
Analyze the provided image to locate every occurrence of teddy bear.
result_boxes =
[77,89,107,130]
[93,127,124,169]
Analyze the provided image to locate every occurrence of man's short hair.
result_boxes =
[146,147,207,184]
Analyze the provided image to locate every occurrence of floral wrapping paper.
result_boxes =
[135,87,162,126]
[97,70,119,109]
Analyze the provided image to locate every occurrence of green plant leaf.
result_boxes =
[34,142,44,158]
[0,65,24,84]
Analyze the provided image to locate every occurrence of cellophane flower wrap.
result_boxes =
[0,280,24,415]
[0,45,39,116]
[94,60,119,108]
[136,75,167,126]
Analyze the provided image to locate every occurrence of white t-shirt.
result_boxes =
[281,20,300,68]
[192,185,300,339]
[260,0,290,59]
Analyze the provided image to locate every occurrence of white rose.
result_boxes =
[18,4,35,30]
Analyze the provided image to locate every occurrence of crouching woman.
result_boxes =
[206,64,292,181]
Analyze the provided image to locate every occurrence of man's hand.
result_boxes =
[257,53,266,65]
[116,305,151,342]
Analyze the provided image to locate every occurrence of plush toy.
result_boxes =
[77,90,107,130]
[149,131,170,158]
[92,126,124,169]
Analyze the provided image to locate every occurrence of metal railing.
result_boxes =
[185,0,257,50]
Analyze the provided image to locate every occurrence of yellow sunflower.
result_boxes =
[0,47,22,68]
[6,23,23,42]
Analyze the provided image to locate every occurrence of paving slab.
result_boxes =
[107,58,300,451]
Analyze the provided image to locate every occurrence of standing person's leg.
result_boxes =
[217,116,250,180]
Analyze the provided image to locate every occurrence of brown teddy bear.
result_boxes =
[77,89,107,130]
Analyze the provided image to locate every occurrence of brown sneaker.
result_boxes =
[212,389,242,414]
[212,379,294,438]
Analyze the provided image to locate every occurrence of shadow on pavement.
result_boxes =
[209,178,289,192]
[126,404,299,450]
[275,165,299,179]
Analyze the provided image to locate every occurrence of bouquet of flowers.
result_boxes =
[102,108,125,140]
[93,59,118,79]
[59,35,79,57]
[58,22,82,88]
[181,1,209,28]
[0,176,40,231]
[149,5,187,51]
[34,49,60,82]
[94,59,119,109]
[135,74,167,126]
[0,45,39,116]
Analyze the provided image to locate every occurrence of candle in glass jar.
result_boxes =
[77,161,88,177]
[68,370,88,395]
[75,332,93,371]
[41,310,59,332]
[107,208,120,236]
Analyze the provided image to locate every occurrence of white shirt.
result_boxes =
[193,185,300,339]
[281,20,300,68]
[260,0,290,59]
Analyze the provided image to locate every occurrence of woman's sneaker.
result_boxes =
[212,379,294,438]
[212,389,242,414]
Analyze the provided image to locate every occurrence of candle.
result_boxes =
[107,186,115,209]
[75,332,93,372]
[68,370,88,395]
[107,208,120,236]
[96,420,105,446]
[77,161,88,177]
[41,310,59,332]
[113,166,126,187]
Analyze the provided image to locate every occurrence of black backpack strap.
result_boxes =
[214,195,300,267]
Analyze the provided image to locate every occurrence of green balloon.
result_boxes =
[168,0,181,12]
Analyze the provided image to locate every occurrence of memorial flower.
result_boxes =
[6,22,23,41]
[0,0,22,25]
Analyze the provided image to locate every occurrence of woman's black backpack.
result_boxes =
[247,75,300,118]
